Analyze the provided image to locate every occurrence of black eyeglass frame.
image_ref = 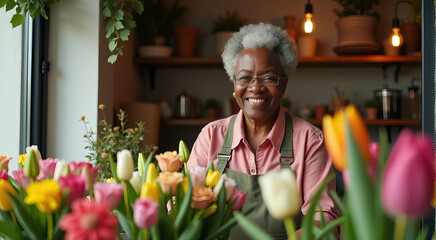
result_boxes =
[233,74,286,87]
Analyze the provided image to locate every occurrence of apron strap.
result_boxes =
[216,115,237,174]
[280,113,294,170]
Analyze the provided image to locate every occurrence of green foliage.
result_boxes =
[136,0,187,45]
[364,98,379,108]
[205,98,220,109]
[403,0,421,24]
[281,97,291,109]
[211,10,247,34]
[332,0,380,18]
[0,0,60,28]
[329,83,356,100]
[81,107,154,180]
[102,0,144,64]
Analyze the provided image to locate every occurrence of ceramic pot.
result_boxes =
[214,31,234,56]
[173,26,199,57]
[331,99,349,113]
[284,15,299,43]
[298,36,317,57]
[366,108,378,120]
[400,23,421,54]
[314,104,329,120]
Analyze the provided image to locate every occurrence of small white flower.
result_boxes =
[117,149,134,181]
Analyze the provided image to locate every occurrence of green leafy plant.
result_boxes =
[81,106,153,179]
[211,10,247,34]
[0,0,60,27]
[403,0,421,24]
[333,0,380,18]
[364,98,379,108]
[102,0,144,64]
[329,83,356,101]
[136,0,187,45]
[281,97,292,109]
[205,98,220,109]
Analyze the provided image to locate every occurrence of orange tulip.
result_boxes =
[323,104,371,171]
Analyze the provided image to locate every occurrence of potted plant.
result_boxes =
[329,83,355,112]
[205,98,220,120]
[400,0,421,54]
[364,98,379,120]
[136,0,186,57]
[211,10,247,56]
[281,97,292,113]
[332,0,380,55]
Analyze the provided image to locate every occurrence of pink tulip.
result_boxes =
[133,198,158,229]
[69,162,100,182]
[0,170,7,180]
[228,189,246,210]
[94,182,123,210]
[189,165,207,187]
[37,158,58,180]
[343,142,380,188]
[59,174,86,204]
[213,174,236,200]
[381,129,435,218]
[12,169,31,189]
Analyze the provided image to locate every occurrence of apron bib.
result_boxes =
[216,113,303,240]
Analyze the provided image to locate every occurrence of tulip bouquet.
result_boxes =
[110,140,248,240]
[234,104,435,240]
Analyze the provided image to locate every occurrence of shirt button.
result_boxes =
[251,169,255,173]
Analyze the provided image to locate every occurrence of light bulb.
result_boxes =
[390,27,402,47]
[303,13,314,33]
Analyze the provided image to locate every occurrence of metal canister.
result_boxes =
[374,85,402,119]
[176,90,192,118]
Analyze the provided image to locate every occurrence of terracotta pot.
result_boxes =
[331,99,349,113]
[366,107,378,120]
[206,108,218,120]
[400,23,421,54]
[283,15,299,42]
[173,26,199,57]
[314,104,329,120]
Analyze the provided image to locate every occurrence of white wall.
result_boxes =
[47,0,99,161]
[0,9,22,170]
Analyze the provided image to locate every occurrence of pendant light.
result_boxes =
[303,0,314,34]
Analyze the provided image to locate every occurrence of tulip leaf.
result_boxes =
[203,216,237,240]
[109,154,120,183]
[141,152,154,185]
[201,180,227,236]
[115,210,135,239]
[9,193,44,240]
[233,211,274,240]
[314,216,346,240]
[206,160,215,172]
[301,174,334,240]
[175,177,192,233]
[0,219,23,240]
[178,219,203,240]
[150,225,161,240]
[174,182,185,217]
[156,196,176,240]
[346,122,375,240]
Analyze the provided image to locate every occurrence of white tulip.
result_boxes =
[117,149,134,181]
[26,145,42,161]
[53,160,70,180]
[258,169,300,219]
[129,171,142,193]
[213,173,236,201]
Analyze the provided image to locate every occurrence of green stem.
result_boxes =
[46,213,53,240]
[10,210,17,227]
[142,229,148,240]
[183,162,188,175]
[123,181,134,230]
[285,217,297,240]
[393,215,407,240]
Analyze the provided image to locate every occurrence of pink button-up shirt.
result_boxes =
[188,109,340,224]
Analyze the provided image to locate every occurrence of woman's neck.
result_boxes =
[243,110,279,152]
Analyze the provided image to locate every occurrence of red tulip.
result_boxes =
[381,129,435,218]
[59,174,86,204]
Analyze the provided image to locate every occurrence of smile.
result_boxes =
[247,98,265,104]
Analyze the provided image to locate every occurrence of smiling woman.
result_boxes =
[188,23,340,239]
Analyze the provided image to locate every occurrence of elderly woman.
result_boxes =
[188,23,340,239]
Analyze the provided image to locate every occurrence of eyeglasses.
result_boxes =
[234,74,284,87]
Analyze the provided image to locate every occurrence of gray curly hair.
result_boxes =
[222,23,298,81]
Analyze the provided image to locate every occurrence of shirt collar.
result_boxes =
[231,109,287,152]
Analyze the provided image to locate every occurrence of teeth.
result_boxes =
[248,98,264,103]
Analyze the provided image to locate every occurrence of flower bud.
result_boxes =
[53,160,71,181]
[140,182,159,201]
[138,153,146,176]
[133,198,158,229]
[130,171,142,194]
[178,140,190,163]
[117,149,134,181]
[146,163,158,184]
[24,146,41,178]
[206,170,221,187]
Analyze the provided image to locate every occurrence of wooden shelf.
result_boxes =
[134,55,421,68]
[163,118,421,126]
[307,119,422,126]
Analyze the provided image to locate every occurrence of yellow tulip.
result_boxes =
[204,204,217,217]
[140,182,160,202]
[206,170,220,187]
[0,179,17,211]
[24,179,62,213]
[322,104,371,171]
[182,177,189,192]
[146,163,158,183]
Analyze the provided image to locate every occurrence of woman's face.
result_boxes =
[233,48,288,123]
